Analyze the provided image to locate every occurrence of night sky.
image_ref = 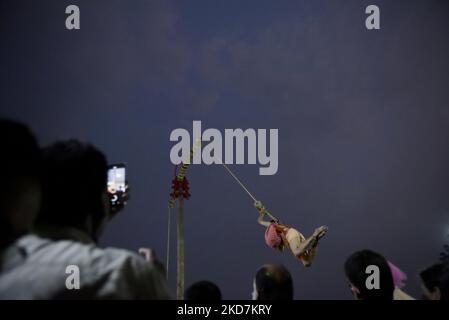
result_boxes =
[1,0,449,299]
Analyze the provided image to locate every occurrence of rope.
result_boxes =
[166,139,201,282]
[220,163,279,222]
[221,163,257,202]
[166,138,281,282]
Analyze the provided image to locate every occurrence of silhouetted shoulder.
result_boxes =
[0,235,172,299]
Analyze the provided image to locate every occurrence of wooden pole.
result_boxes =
[176,197,185,300]
[166,208,171,280]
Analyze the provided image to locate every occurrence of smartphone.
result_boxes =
[107,163,126,206]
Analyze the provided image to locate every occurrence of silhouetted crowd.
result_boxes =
[0,119,448,300]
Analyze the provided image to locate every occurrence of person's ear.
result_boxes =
[251,280,258,300]
[349,283,361,300]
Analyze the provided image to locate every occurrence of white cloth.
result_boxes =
[0,234,172,299]
[393,288,415,300]
[285,228,305,257]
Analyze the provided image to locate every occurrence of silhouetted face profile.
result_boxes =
[420,263,444,300]
[344,249,394,300]
[0,119,41,248]
[253,264,293,300]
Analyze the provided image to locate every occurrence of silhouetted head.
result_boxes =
[420,262,449,300]
[420,263,445,300]
[0,119,41,248]
[253,264,293,300]
[185,280,222,300]
[344,249,394,300]
[36,140,109,242]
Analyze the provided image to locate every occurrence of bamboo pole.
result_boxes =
[176,197,185,300]
[166,208,171,279]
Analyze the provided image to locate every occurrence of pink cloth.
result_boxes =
[265,223,281,248]
[388,261,407,288]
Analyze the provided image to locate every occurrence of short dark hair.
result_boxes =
[185,281,222,300]
[0,119,41,247]
[420,263,444,293]
[36,140,107,229]
[255,264,293,300]
[344,249,394,300]
[0,119,41,190]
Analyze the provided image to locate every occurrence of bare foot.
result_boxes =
[313,226,328,241]
[299,226,328,255]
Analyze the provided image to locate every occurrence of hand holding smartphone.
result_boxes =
[107,164,129,210]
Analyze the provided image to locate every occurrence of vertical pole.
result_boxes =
[166,208,171,280]
[176,197,185,300]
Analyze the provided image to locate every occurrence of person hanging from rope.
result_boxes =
[220,163,329,267]
[255,200,328,267]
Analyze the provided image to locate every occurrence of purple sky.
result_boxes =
[1,0,449,299]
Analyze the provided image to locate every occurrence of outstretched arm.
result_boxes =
[257,211,271,227]
[255,200,271,227]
